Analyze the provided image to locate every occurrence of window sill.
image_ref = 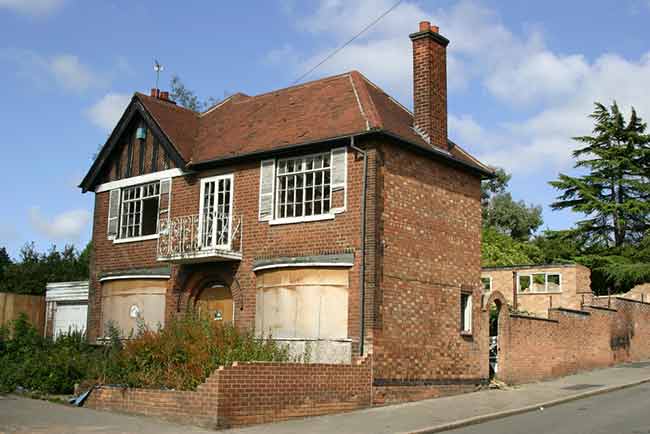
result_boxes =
[112,234,159,244]
[460,331,473,337]
[518,290,562,295]
[269,213,335,226]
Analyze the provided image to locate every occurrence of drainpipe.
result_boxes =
[350,136,367,357]
[512,271,518,311]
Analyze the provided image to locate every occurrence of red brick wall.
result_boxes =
[88,138,375,346]
[372,140,486,402]
[86,356,372,429]
[498,298,650,384]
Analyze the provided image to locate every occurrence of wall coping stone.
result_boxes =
[510,313,558,323]
[550,307,590,316]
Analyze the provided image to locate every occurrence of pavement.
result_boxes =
[1,361,650,434]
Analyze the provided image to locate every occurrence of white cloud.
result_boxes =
[29,208,89,240]
[273,0,650,174]
[49,55,100,92]
[0,50,105,93]
[0,0,64,16]
[86,93,130,130]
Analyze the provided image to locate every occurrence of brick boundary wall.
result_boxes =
[86,355,372,429]
[498,297,650,384]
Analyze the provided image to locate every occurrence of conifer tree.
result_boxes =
[550,102,650,248]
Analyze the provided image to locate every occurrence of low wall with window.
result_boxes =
[86,355,372,429]
[498,298,650,384]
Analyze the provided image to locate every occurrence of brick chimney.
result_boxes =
[150,88,175,104]
[410,21,450,151]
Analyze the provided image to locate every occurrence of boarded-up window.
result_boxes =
[255,267,348,340]
[100,279,167,338]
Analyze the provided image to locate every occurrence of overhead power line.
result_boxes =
[292,0,404,85]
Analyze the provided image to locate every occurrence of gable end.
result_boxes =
[80,97,187,192]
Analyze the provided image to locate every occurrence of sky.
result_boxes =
[1,0,650,258]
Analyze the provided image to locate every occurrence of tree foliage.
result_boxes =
[484,193,543,241]
[169,75,217,112]
[0,243,90,295]
[550,102,650,248]
[482,167,543,241]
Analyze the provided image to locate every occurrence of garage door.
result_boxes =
[53,304,87,338]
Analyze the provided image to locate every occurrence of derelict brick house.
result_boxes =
[80,22,493,400]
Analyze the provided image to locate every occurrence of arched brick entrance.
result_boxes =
[483,291,508,378]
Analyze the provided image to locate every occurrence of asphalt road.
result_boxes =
[445,383,650,434]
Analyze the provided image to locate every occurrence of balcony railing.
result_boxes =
[157,212,242,263]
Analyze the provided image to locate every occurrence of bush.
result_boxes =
[0,314,290,394]
[0,314,101,394]
[99,315,290,390]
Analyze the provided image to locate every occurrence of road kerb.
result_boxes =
[404,377,650,434]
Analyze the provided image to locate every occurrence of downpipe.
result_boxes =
[350,136,368,357]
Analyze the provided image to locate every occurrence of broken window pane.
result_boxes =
[519,275,531,292]
[532,273,546,292]
[547,274,561,292]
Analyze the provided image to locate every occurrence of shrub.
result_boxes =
[99,315,290,390]
[0,314,101,394]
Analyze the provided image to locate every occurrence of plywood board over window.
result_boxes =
[100,279,166,338]
[255,267,349,340]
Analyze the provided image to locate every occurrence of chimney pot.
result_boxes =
[419,21,430,32]
[151,88,160,98]
[430,24,439,33]
[160,91,169,100]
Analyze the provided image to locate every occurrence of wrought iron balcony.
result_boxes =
[157,212,242,263]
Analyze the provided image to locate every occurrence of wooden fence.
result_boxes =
[0,292,45,333]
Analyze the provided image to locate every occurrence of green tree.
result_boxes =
[0,247,10,281]
[482,167,543,241]
[550,102,650,248]
[481,227,544,267]
[169,75,217,112]
[485,193,543,241]
[0,243,90,295]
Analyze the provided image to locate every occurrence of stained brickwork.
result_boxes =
[372,139,486,402]
[498,298,650,384]
[86,356,372,429]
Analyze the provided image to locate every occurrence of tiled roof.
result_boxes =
[135,71,490,174]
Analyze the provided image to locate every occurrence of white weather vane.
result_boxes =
[154,59,164,89]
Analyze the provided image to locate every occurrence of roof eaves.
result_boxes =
[379,130,494,178]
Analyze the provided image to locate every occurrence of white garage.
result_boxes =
[45,281,89,339]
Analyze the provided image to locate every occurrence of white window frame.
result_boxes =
[114,181,161,243]
[271,151,333,225]
[198,174,234,251]
[481,276,492,292]
[517,272,562,293]
[460,292,472,334]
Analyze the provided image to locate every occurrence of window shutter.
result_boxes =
[158,178,172,232]
[331,147,347,190]
[259,159,275,221]
[107,189,120,239]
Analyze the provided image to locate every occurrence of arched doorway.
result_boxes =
[489,299,502,379]
[195,284,234,324]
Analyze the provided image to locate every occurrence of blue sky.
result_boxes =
[1,0,650,258]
